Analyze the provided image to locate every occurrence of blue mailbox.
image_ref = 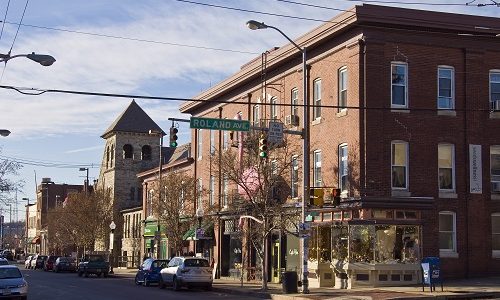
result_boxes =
[421,257,443,292]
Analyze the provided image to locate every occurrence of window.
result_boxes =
[197,129,202,160]
[110,145,114,167]
[491,146,500,193]
[141,145,152,160]
[209,176,215,206]
[271,160,278,176]
[106,146,110,168]
[270,97,278,120]
[222,176,228,208]
[338,67,348,111]
[210,130,215,155]
[291,156,299,198]
[438,67,454,109]
[253,104,260,126]
[492,213,500,256]
[223,130,229,151]
[439,211,456,253]
[313,79,322,119]
[313,150,322,187]
[391,141,408,189]
[291,88,299,117]
[339,144,348,192]
[123,144,133,159]
[438,144,455,191]
[391,62,408,107]
[197,178,202,208]
[147,190,154,217]
[491,71,500,105]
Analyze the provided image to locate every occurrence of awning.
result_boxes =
[31,236,40,244]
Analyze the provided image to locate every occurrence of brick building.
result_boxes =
[179,5,500,287]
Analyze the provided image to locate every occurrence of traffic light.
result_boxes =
[332,188,341,206]
[169,127,178,147]
[259,134,268,158]
[310,188,324,207]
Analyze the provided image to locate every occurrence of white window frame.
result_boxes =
[313,78,322,119]
[313,150,322,187]
[197,178,203,209]
[291,88,299,117]
[492,213,500,257]
[253,104,260,126]
[391,62,408,108]
[437,66,455,110]
[391,141,408,190]
[339,144,348,193]
[439,211,457,256]
[338,67,348,111]
[291,155,299,198]
[209,175,215,206]
[491,146,500,193]
[197,129,203,160]
[438,143,455,192]
[490,70,500,105]
[270,97,278,120]
[210,130,215,155]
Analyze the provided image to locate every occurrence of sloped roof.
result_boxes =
[101,100,163,138]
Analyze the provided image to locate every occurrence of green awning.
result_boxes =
[183,228,195,240]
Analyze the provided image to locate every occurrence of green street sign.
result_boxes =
[190,117,250,132]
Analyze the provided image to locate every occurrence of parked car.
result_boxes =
[158,257,212,291]
[0,265,28,299]
[135,258,169,286]
[24,256,33,269]
[32,255,48,270]
[0,258,8,266]
[53,257,77,273]
[0,250,13,261]
[77,254,109,277]
[43,255,60,271]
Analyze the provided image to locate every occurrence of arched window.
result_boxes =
[110,145,114,167]
[142,145,152,160]
[123,144,133,159]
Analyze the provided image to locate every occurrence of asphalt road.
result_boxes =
[20,265,256,300]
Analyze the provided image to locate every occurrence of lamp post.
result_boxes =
[79,168,89,194]
[0,52,56,66]
[247,20,310,293]
[0,130,10,137]
[109,221,116,274]
[149,129,164,259]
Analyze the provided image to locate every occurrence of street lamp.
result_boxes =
[79,168,89,194]
[149,129,164,259]
[247,20,311,294]
[0,52,56,66]
[0,130,10,137]
[109,221,116,274]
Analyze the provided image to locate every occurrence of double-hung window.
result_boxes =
[291,155,299,198]
[197,129,203,160]
[391,62,408,108]
[209,175,215,206]
[339,144,348,192]
[438,66,454,110]
[253,104,260,126]
[291,88,299,117]
[391,141,408,189]
[491,146,500,193]
[210,130,215,155]
[338,67,348,111]
[222,176,228,208]
[313,150,322,187]
[271,97,278,120]
[493,213,500,257]
[313,79,322,119]
[491,71,500,109]
[147,190,154,217]
[438,144,455,191]
[439,211,457,254]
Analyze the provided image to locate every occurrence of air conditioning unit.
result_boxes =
[492,181,500,193]
[491,100,500,112]
[285,115,299,126]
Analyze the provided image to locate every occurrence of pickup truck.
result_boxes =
[77,254,110,277]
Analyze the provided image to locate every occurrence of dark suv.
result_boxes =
[44,255,60,271]
[34,255,48,270]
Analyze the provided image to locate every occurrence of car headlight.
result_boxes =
[17,282,27,288]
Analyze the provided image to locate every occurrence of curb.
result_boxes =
[212,286,273,299]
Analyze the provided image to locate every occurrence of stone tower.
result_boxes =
[98,100,164,257]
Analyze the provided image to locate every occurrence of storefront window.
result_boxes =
[375,225,420,263]
[331,225,348,261]
[349,225,374,263]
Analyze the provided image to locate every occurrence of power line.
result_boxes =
[8,0,29,53]
[0,155,99,169]
[0,0,11,43]
[345,0,469,6]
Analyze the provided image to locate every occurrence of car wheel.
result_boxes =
[135,275,141,286]
[172,276,181,291]
[84,271,89,278]
[97,272,102,278]
[158,277,166,289]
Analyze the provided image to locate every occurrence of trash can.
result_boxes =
[281,271,298,293]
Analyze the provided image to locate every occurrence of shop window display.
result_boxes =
[349,225,374,262]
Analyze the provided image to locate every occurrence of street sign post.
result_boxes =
[190,117,250,132]
[268,121,283,144]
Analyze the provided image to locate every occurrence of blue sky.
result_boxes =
[0,0,498,221]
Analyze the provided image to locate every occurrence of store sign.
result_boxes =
[469,144,482,194]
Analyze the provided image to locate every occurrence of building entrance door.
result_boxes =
[271,240,280,283]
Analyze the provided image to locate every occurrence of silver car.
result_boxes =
[159,257,212,291]
[0,265,28,299]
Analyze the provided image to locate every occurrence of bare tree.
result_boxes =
[215,132,300,291]
[0,149,23,202]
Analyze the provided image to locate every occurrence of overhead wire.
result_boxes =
[0,154,99,169]
[8,0,29,53]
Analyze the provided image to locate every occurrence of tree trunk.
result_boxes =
[261,234,268,291]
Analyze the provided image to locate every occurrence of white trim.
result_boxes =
[439,211,457,253]
[437,66,455,110]
[391,62,408,108]
[338,66,348,111]
[197,129,203,160]
[438,143,456,192]
[313,78,322,119]
[291,87,299,117]
[313,149,322,187]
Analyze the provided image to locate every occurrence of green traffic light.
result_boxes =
[259,151,267,158]
[170,141,178,147]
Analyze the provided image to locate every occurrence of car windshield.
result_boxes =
[152,260,169,268]
[0,261,8,266]
[184,259,209,267]
[0,268,21,279]
[87,255,104,262]
[59,257,74,263]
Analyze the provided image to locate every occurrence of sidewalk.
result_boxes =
[110,268,500,300]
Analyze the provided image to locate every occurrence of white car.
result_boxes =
[0,265,28,299]
[158,257,212,291]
